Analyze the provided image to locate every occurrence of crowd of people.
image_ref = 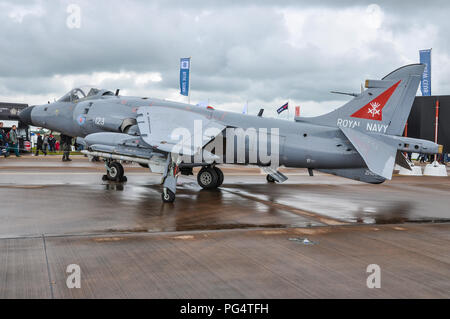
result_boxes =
[0,121,74,161]
[418,153,448,164]
[34,133,58,155]
[34,133,74,161]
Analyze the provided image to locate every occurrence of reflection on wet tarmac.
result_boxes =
[355,202,412,224]
[104,182,125,191]
[0,164,449,238]
[222,180,450,225]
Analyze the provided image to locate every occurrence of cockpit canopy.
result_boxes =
[58,86,114,102]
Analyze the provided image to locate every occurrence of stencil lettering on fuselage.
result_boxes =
[336,118,361,129]
[336,118,388,134]
[366,122,388,134]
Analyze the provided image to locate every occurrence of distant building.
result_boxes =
[0,102,28,121]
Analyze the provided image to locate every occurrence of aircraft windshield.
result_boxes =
[57,86,104,102]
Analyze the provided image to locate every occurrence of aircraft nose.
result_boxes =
[19,105,35,126]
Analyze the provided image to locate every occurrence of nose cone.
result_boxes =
[19,106,35,126]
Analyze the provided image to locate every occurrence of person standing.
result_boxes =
[42,134,49,156]
[48,134,56,152]
[61,134,72,162]
[8,125,20,157]
[0,122,9,158]
[35,133,44,156]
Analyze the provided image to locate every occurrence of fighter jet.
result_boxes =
[19,64,442,202]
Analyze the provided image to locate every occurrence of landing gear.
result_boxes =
[161,188,176,203]
[197,166,223,189]
[214,167,224,187]
[161,154,180,203]
[266,174,276,183]
[103,161,127,182]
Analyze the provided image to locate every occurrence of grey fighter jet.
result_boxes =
[19,64,442,202]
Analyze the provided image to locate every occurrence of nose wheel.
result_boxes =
[162,188,176,203]
[102,161,127,182]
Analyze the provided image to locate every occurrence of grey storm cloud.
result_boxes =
[0,0,449,114]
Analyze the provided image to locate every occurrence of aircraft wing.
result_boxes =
[137,106,225,156]
[340,127,397,180]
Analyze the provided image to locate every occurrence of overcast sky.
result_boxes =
[0,0,448,118]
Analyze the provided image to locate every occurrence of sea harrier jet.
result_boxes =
[19,64,441,202]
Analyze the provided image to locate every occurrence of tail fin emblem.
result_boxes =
[351,80,401,121]
[368,102,381,117]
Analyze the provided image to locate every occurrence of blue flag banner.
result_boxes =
[180,57,190,96]
[419,49,431,96]
[277,102,289,114]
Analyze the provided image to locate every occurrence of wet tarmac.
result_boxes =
[0,156,449,298]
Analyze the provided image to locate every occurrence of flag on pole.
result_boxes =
[419,49,431,96]
[180,57,191,96]
[277,102,289,114]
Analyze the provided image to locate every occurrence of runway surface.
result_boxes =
[0,156,449,298]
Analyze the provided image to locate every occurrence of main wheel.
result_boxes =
[107,162,124,181]
[214,167,224,187]
[266,174,276,183]
[161,188,175,203]
[197,167,219,189]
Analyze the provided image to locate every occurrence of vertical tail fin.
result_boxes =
[301,64,425,136]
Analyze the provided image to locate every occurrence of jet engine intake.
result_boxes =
[120,118,137,133]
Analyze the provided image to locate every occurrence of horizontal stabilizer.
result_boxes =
[340,127,397,180]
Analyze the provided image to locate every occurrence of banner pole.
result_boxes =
[435,99,439,161]
[188,57,191,105]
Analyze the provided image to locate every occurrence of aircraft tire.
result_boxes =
[162,188,175,203]
[119,176,128,183]
[214,167,224,187]
[197,167,219,189]
[107,162,124,181]
[266,174,276,183]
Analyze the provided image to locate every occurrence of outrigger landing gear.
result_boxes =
[197,166,224,189]
[266,174,276,183]
[102,161,127,182]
